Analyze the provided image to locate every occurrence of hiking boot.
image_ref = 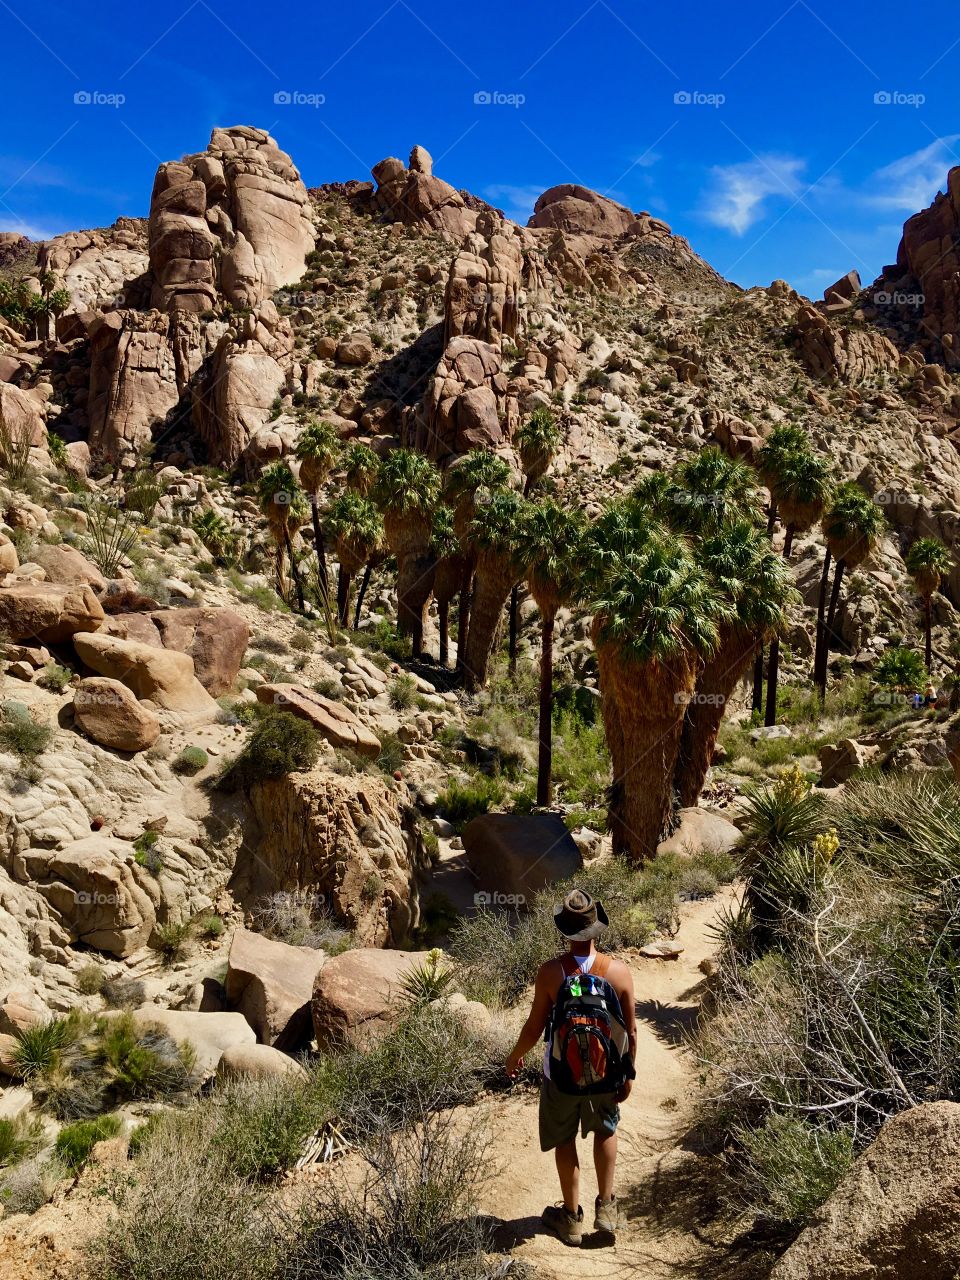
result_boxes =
[542,1203,584,1246]
[594,1194,618,1235]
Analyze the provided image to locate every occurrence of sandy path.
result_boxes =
[476,891,735,1279]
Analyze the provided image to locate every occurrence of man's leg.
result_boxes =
[594,1130,617,1201]
[554,1138,580,1213]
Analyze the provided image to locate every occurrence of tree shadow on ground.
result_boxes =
[635,997,701,1048]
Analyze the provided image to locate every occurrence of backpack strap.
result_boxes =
[591,952,612,979]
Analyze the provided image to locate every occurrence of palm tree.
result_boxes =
[444,451,514,675]
[430,504,462,669]
[295,420,340,604]
[674,522,795,806]
[257,462,308,611]
[756,425,810,533]
[762,450,831,726]
[374,449,442,658]
[462,490,528,692]
[524,499,584,806]
[905,536,951,673]
[665,446,763,535]
[509,408,563,674]
[324,493,384,626]
[814,483,886,699]
[585,524,726,861]
[344,442,380,496]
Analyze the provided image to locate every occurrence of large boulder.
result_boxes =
[225,927,326,1049]
[14,835,157,956]
[371,150,476,239]
[103,606,249,696]
[311,948,430,1049]
[86,310,182,462]
[415,335,518,461]
[462,813,582,906]
[818,738,880,787]
[770,1101,960,1280]
[73,632,217,713]
[31,543,107,591]
[133,1007,255,1078]
[529,184,636,238]
[444,212,523,348]
[245,768,430,946]
[255,684,380,756]
[216,1042,308,1081]
[0,382,46,449]
[656,807,741,857]
[0,581,104,644]
[73,677,161,753]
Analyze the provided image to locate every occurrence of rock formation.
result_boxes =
[371,145,477,239]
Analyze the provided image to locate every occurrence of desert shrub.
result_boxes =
[36,663,73,693]
[216,711,321,790]
[75,961,106,995]
[0,1156,68,1215]
[0,704,53,760]
[361,619,411,661]
[252,633,289,655]
[102,977,146,1009]
[873,644,927,691]
[254,890,351,953]
[156,922,190,962]
[733,1113,854,1226]
[172,745,209,776]
[388,674,417,710]
[436,774,505,832]
[0,1114,43,1167]
[55,1113,122,1170]
[197,913,225,939]
[551,708,610,808]
[375,732,405,775]
[133,829,163,874]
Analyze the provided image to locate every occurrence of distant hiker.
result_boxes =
[505,889,637,1247]
[924,683,938,708]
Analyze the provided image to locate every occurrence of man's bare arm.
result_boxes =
[505,963,555,1076]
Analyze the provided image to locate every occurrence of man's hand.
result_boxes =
[505,1049,525,1079]
[615,1080,633,1103]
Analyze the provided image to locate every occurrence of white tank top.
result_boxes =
[543,952,596,1080]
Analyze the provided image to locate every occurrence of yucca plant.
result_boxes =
[124,468,165,522]
[84,501,141,577]
[905,536,951,672]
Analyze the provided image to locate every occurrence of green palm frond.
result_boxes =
[444,449,513,501]
[344,442,380,494]
[374,448,441,518]
[324,491,384,550]
[525,497,585,608]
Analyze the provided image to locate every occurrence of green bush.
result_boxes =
[172,745,209,776]
[75,962,106,996]
[36,663,73,694]
[197,914,225,939]
[551,708,610,808]
[156,922,190,962]
[734,1114,854,1227]
[0,1114,43,1167]
[216,710,321,790]
[388,674,417,710]
[873,645,927,691]
[375,732,405,775]
[0,705,53,760]
[437,774,505,832]
[55,1114,123,1170]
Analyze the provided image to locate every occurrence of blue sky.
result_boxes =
[2,0,959,294]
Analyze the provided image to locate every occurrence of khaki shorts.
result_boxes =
[538,1077,620,1151]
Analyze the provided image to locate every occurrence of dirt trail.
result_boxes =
[477,891,737,1280]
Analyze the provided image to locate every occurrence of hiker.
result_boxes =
[924,683,938,708]
[505,889,637,1246]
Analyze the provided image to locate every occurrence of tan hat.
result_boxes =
[553,889,609,941]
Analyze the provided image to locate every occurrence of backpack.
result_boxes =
[546,953,635,1096]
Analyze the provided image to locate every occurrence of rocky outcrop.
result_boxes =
[771,1102,960,1280]
[73,632,217,714]
[191,301,292,467]
[0,581,104,644]
[86,310,182,461]
[225,927,325,1049]
[371,146,477,239]
[891,166,960,368]
[245,768,429,946]
[73,677,161,753]
[37,219,149,312]
[529,184,636,238]
[133,1007,255,1078]
[795,302,900,384]
[0,382,46,450]
[311,947,430,1049]
[103,606,249,696]
[416,336,516,460]
[149,125,314,313]
[462,813,582,903]
[254,684,380,756]
[444,212,524,348]
[31,544,106,592]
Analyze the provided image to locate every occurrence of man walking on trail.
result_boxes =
[505,889,637,1246]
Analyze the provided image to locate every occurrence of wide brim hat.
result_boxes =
[553,889,609,941]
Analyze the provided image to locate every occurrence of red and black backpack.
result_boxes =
[546,953,635,1096]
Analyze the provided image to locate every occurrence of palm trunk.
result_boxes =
[396,552,435,659]
[463,557,515,693]
[764,636,780,727]
[456,564,473,678]
[783,525,795,558]
[508,584,519,676]
[610,651,694,863]
[354,562,373,630]
[924,596,933,673]
[596,638,628,856]
[282,527,305,613]
[438,599,450,668]
[766,502,778,537]
[752,647,765,713]
[337,567,352,626]
[675,626,757,808]
[536,610,555,807]
[310,498,330,600]
[824,559,846,654]
[813,547,833,702]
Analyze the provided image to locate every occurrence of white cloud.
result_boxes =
[483,183,545,224]
[865,136,960,211]
[701,154,806,235]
